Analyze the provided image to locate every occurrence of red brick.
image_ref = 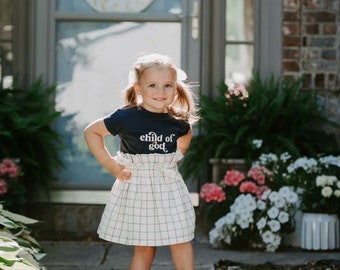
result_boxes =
[284,11,301,21]
[304,12,336,23]
[304,24,319,34]
[283,36,302,46]
[303,0,321,9]
[283,61,300,72]
[283,48,300,59]
[315,73,325,88]
[283,23,301,35]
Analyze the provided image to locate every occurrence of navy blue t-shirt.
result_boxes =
[103,106,190,154]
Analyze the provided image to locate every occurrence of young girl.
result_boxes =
[84,53,199,270]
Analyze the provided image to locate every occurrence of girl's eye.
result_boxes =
[164,83,173,88]
[149,84,156,88]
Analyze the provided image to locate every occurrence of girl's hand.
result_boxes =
[115,165,132,182]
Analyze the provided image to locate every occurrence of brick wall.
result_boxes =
[282,0,340,142]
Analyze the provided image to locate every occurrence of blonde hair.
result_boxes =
[123,53,199,124]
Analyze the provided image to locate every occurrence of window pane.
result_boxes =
[0,0,13,87]
[56,0,182,14]
[55,21,181,188]
[225,44,253,86]
[226,0,254,42]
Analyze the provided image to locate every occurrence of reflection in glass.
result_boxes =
[56,0,181,14]
[225,44,253,87]
[226,0,254,42]
[225,0,254,86]
[0,0,13,87]
[55,21,181,188]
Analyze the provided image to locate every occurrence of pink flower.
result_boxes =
[239,181,258,194]
[200,183,226,203]
[247,166,272,185]
[0,179,8,195]
[256,185,269,199]
[0,159,20,178]
[223,170,245,186]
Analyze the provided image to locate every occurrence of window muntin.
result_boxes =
[56,0,182,14]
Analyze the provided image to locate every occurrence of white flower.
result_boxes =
[316,175,328,187]
[209,228,221,247]
[268,191,279,202]
[326,176,338,185]
[318,155,340,168]
[256,217,267,230]
[278,211,289,224]
[278,186,291,198]
[267,206,279,219]
[261,189,272,200]
[252,139,263,149]
[215,215,229,228]
[257,200,266,210]
[334,190,340,198]
[223,234,232,244]
[261,230,275,244]
[278,186,298,204]
[237,217,251,229]
[280,152,291,162]
[272,234,282,246]
[337,181,340,189]
[274,197,286,208]
[232,194,257,213]
[266,234,282,252]
[258,153,278,164]
[285,191,298,203]
[287,157,318,174]
[321,186,333,198]
[268,220,281,232]
[225,212,236,224]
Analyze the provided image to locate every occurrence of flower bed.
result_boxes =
[200,166,298,252]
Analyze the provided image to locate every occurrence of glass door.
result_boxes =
[53,0,200,189]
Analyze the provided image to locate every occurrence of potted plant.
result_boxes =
[180,72,339,180]
[201,165,298,252]
[257,153,340,250]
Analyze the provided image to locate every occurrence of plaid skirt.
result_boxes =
[97,151,195,246]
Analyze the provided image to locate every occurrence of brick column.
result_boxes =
[282,0,340,142]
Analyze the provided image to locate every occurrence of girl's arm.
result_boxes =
[177,126,193,155]
[84,119,131,181]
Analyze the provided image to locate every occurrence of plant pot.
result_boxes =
[209,158,247,183]
[301,212,340,250]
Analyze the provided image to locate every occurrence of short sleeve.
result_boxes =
[103,109,122,135]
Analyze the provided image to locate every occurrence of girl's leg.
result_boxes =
[169,242,194,270]
[129,246,156,270]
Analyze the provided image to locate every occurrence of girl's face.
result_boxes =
[134,67,177,113]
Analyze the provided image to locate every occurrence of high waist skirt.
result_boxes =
[97,151,195,246]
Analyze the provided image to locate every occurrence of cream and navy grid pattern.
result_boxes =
[97,151,195,246]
